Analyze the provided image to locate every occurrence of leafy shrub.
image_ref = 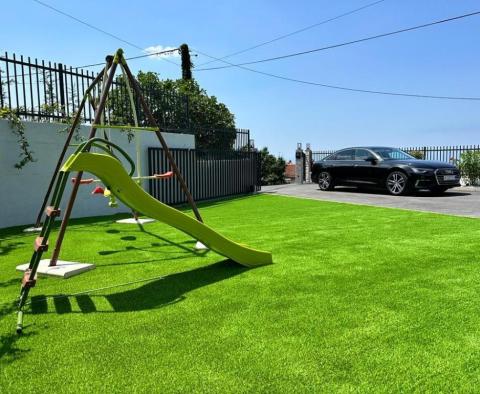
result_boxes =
[457,151,480,186]
[260,147,286,185]
[407,150,424,159]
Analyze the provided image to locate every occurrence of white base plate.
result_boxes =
[194,241,209,250]
[23,226,42,233]
[115,218,155,224]
[16,259,95,279]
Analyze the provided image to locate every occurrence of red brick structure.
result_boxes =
[284,161,296,183]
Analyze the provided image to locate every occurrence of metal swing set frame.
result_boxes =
[16,49,204,333]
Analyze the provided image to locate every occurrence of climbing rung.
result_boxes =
[34,237,48,252]
[22,269,37,289]
[45,206,61,217]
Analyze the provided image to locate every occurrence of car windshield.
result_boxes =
[371,148,415,160]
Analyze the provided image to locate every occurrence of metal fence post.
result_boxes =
[57,63,65,115]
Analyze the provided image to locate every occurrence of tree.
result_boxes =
[108,72,236,150]
[259,147,286,185]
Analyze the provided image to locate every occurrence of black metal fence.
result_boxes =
[0,52,253,152]
[401,145,480,163]
[312,150,335,161]
[0,52,190,129]
[233,128,251,151]
[194,127,251,151]
[312,145,480,163]
[148,148,261,204]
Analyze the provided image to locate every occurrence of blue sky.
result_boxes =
[1,0,479,159]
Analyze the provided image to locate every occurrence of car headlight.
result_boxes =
[411,168,432,174]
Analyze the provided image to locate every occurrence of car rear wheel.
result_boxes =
[318,171,334,191]
[386,171,409,195]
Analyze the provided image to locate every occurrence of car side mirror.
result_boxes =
[365,156,377,163]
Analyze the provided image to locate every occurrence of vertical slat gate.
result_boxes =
[148,148,261,205]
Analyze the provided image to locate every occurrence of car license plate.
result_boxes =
[444,175,456,181]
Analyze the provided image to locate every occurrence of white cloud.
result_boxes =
[144,45,180,59]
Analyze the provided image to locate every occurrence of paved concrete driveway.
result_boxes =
[261,183,480,218]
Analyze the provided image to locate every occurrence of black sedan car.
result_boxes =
[311,147,461,195]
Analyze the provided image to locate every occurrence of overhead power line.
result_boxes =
[1,47,180,86]
[27,0,480,101]
[193,49,480,101]
[196,10,480,71]
[77,48,180,69]
[197,0,388,67]
[31,0,179,66]
[32,0,143,50]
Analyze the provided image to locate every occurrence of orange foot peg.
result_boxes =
[153,171,174,179]
[34,237,48,252]
[71,177,94,185]
[22,269,37,289]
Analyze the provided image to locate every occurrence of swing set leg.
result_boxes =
[16,310,24,334]
[16,172,69,334]
[17,272,36,334]
[16,284,31,334]
[50,57,120,265]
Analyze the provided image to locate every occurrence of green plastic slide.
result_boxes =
[61,152,272,267]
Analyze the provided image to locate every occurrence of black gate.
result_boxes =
[148,148,261,205]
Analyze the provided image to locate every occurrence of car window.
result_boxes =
[371,148,414,160]
[324,154,337,161]
[335,149,354,160]
[355,149,371,160]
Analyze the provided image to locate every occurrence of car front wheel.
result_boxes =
[318,171,334,191]
[386,171,409,195]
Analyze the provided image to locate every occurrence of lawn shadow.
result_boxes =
[105,259,247,312]
[0,213,130,240]
[98,227,209,259]
[121,236,136,241]
[0,331,35,365]
[30,260,249,315]
[0,278,20,289]
[137,227,207,255]
[97,254,207,268]
[0,301,36,366]
[0,302,16,322]
[0,240,26,256]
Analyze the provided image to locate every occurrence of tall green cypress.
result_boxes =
[180,43,193,80]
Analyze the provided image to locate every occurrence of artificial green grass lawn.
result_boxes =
[1,194,480,392]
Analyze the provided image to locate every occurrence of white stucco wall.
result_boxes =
[0,119,194,228]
